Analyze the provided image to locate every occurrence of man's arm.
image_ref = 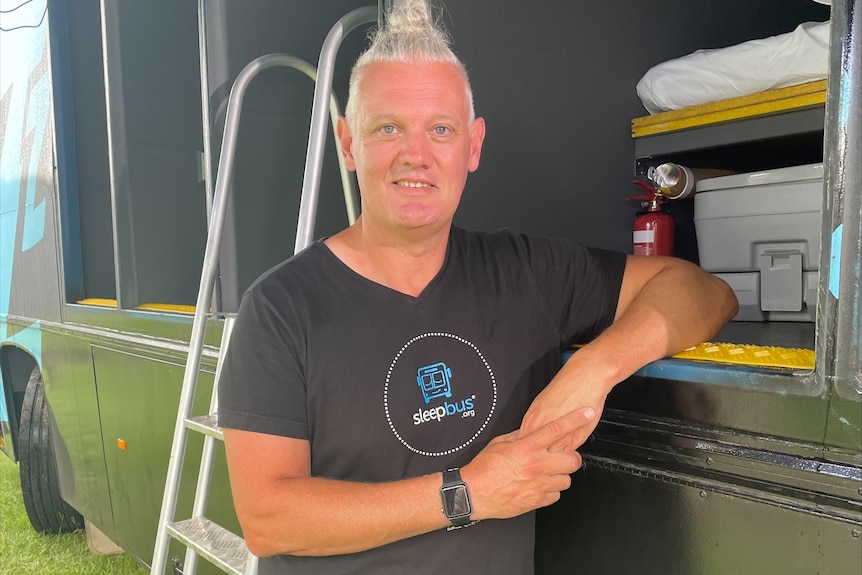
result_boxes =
[520,255,738,448]
[224,406,595,557]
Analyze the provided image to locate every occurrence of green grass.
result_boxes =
[0,453,146,575]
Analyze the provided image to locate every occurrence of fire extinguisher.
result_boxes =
[626,180,674,256]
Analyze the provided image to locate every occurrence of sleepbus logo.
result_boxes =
[413,362,476,425]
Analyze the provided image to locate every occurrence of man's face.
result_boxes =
[338,61,485,236]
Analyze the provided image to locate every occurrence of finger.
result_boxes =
[541,450,584,478]
[548,429,592,453]
[521,407,596,450]
[542,454,583,479]
[572,450,583,471]
[548,436,574,453]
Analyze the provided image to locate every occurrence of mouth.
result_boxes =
[394,180,434,189]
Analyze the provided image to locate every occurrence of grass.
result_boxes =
[0,453,147,575]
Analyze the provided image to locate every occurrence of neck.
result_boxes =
[325,216,452,297]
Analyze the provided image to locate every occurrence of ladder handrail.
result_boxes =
[151,53,291,575]
[295,6,378,253]
[150,59,337,575]
[152,7,377,574]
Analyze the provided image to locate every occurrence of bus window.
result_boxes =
[100,0,206,310]
[51,0,116,305]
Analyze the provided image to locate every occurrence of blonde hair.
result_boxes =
[345,0,475,130]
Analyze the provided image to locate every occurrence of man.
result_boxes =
[218,1,737,573]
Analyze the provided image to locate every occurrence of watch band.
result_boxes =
[440,467,472,528]
[442,468,462,486]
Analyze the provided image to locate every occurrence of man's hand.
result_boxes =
[226,407,596,556]
[519,364,609,453]
[461,406,596,521]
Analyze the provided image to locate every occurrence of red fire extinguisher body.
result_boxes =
[627,179,675,256]
[633,207,674,256]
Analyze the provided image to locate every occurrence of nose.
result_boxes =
[398,128,432,167]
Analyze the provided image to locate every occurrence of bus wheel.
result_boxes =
[18,366,85,534]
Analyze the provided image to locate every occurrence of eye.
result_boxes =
[433,125,451,136]
[379,124,397,135]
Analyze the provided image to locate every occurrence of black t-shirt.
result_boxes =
[219,227,626,575]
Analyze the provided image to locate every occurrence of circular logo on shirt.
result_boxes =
[384,332,497,457]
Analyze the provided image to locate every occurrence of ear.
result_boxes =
[468,117,486,173]
[336,117,356,171]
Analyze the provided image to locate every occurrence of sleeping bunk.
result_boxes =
[631,79,829,372]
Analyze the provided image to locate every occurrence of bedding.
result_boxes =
[636,20,830,114]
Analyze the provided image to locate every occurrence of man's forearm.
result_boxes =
[561,258,736,395]
[226,410,594,558]
[237,473,447,557]
[610,257,738,360]
[520,256,737,445]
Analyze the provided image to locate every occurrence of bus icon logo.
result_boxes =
[416,362,453,404]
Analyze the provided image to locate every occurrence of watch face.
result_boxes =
[441,484,471,518]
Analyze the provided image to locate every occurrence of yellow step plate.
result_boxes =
[672,341,814,370]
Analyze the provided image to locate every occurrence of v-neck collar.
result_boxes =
[314,229,455,305]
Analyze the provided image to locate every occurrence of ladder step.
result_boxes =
[185,414,223,440]
[166,517,249,575]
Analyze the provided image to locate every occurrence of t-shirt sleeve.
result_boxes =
[520,234,627,346]
[218,287,309,439]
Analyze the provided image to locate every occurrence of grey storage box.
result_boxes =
[694,163,823,321]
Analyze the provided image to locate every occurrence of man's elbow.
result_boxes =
[713,274,739,324]
[240,519,281,558]
[240,515,323,558]
[242,524,301,558]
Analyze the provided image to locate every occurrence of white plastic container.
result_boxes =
[694,163,823,321]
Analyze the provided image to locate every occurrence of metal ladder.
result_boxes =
[150,6,378,575]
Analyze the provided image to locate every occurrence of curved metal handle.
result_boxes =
[295,6,378,253]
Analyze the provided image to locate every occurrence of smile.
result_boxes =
[395,180,433,188]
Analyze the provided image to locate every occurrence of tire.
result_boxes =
[18,366,85,534]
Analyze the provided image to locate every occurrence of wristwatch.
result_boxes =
[440,468,472,528]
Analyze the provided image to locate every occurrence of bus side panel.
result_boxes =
[39,327,115,531]
[0,0,63,456]
[92,346,237,569]
[536,462,862,575]
[824,391,862,464]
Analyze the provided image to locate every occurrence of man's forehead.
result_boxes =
[355,61,470,119]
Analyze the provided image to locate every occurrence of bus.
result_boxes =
[1,1,859,574]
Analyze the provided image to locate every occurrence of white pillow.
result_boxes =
[636,20,830,114]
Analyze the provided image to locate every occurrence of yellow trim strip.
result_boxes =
[75,299,196,314]
[672,341,814,370]
[632,80,827,138]
[76,298,118,307]
[136,303,196,314]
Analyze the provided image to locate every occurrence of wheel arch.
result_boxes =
[0,344,40,461]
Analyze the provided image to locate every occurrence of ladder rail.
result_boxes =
[150,51,263,575]
[152,8,377,573]
[295,6,378,253]
[182,317,236,575]
[150,54,328,575]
